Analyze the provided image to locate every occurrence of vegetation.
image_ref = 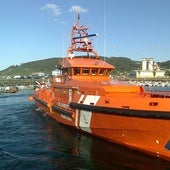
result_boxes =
[0,57,169,77]
[158,61,170,69]
[0,58,61,76]
[104,57,141,75]
[165,70,170,77]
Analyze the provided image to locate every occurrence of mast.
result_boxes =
[67,13,98,59]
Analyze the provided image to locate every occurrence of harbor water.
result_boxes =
[1,90,170,170]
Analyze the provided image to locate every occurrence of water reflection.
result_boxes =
[42,116,170,170]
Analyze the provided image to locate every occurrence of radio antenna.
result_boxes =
[103,0,106,61]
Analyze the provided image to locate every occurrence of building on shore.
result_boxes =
[129,58,165,79]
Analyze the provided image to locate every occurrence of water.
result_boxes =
[1,90,170,170]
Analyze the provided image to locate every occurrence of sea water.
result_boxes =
[0,90,170,170]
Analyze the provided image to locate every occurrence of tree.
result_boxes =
[165,70,170,77]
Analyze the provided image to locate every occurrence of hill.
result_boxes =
[0,58,60,76]
[0,57,169,77]
[105,57,141,74]
[158,61,170,70]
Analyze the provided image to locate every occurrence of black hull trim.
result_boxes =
[34,97,47,106]
[69,102,170,119]
[34,97,72,118]
[52,105,72,118]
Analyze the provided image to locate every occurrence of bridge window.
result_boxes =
[82,68,90,75]
[99,68,106,75]
[74,67,80,75]
[106,69,112,76]
[91,68,98,75]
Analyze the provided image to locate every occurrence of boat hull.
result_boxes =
[34,96,170,161]
[31,12,170,162]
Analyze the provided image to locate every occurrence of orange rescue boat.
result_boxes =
[32,14,170,161]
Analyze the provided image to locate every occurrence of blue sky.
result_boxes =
[0,0,170,71]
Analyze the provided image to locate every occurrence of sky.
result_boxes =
[0,0,170,71]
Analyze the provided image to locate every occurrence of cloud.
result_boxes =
[69,5,88,14]
[41,4,61,16]
[152,45,160,49]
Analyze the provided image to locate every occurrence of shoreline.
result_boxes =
[1,77,170,88]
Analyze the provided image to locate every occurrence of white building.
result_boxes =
[130,58,165,78]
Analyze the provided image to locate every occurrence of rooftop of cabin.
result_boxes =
[61,56,114,69]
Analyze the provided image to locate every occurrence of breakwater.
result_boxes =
[0,79,40,86]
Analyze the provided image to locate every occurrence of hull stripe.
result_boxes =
[69,102,170,119]
[79,95,100,133]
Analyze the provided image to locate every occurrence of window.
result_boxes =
[74,68,80,75]
[99,69,106,75]
[82,68,90,75]
[91,68,98,75]
[106,69,112,76]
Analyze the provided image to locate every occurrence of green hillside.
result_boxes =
[158,61,170,69]
[0,58,61,76]
[105,57,141,74]
[0,56,169,77]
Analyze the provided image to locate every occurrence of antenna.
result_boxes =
[103,0,106,61]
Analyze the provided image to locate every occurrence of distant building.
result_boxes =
[129,58,165,78]
[13,75,21,79]
[31,72,46,78]
[52,69,62,76]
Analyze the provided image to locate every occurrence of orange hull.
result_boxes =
[32,14,170,161]
[34,87,170,161]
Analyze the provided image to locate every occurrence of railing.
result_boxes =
[147,90,170,98]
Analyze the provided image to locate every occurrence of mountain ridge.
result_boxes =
[0,57,169,76]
